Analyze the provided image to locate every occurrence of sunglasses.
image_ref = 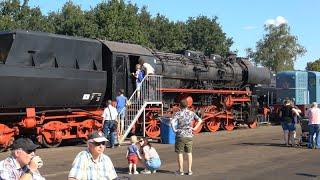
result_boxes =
[91,141,106,146]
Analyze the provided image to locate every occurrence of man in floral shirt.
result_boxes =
[171,99,202,176]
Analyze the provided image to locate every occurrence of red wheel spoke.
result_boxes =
[145,118,160,138]
[205,118,220,132]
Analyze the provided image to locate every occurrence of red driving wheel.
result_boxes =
[145,118,161,138]
[205,118,220,132]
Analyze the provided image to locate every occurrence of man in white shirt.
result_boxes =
[139,58,156,101]
[139,58,154,75]
[102,100,118,148]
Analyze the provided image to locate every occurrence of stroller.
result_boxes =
[298,118,309,146]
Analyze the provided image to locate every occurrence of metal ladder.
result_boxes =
[118,75,163,144]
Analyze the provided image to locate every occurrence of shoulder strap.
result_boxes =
[107,106,113,120]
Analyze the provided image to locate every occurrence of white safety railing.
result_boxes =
[118,75,162,144]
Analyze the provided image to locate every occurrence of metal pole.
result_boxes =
[143,108,146,137]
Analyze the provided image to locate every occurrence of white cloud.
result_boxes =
[243,26,257,30]
[265,16,288,26]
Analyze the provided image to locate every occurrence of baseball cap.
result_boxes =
[88,131,108,143]
[11,138,40,152]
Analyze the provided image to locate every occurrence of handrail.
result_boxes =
[116,75,163,144]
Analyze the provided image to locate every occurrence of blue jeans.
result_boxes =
[103,121,116,146]
[308,124,320,148]
[145,158,161,171]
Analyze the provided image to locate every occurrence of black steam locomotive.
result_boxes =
[0,30,270,149]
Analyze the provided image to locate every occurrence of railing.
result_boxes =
[118,75,162,144]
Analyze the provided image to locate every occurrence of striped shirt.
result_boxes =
[68,150,117,180]
[0,156,44,180]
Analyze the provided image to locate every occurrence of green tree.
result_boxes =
[148,14,187,52]
[306,59,320,71]
[185,16,233,56]
[138,6,153,47]
[250,24,306,72]
[0,0,51,32]
[92,0,148,44]
[48,1,98,37]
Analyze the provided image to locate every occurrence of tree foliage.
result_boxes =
[0,0,233,56]
[186,16,233,56]
[306,58,320,71]
[249,24,306,72]
[0,0,52,31]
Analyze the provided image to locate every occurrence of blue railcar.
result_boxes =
[308,71,320,104]
[276,71,309,105]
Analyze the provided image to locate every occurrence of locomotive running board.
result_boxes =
[160,88,252,95]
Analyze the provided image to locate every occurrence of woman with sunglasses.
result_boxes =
[139,138,161,174]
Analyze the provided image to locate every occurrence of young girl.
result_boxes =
[132,64,144,93]
[126,135,142,174]
[139,138,161,174]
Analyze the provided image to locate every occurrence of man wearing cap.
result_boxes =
[68,131,117,180]
[0,138,44,180]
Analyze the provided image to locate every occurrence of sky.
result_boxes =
[28,0,320,70]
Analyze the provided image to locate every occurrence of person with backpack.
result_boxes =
[279,100,297,147]
[102,100,118,148]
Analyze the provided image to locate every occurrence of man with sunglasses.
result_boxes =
[68,131,117,180]
[0,138,44,180]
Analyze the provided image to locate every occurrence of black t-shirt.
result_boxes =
[280,105,293,123]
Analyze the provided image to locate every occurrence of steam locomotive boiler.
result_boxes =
[135,50,271,137]
[0,30,271,150]
[153,50,270,90]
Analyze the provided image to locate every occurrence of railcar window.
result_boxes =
[0,34,14,64]
[115,56,125,71]
[0,50,5,63]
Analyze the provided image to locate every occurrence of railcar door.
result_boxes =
[113,55,127,98]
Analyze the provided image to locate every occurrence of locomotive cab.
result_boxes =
[100,40,155,100]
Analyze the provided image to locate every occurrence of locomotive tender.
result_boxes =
[0,30,270,150]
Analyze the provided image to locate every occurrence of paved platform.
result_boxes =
[1,125,319,180]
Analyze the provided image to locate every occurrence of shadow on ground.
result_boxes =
[235,142,308,149]
[296,173,318,178]
[116,167,174,175]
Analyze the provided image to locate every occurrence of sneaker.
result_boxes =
[175,171,184,175]
[133,171,139,175]
[152,170,157,174]
[141,170,151,174]
[128,172,132,175]
[187,171,193,175]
